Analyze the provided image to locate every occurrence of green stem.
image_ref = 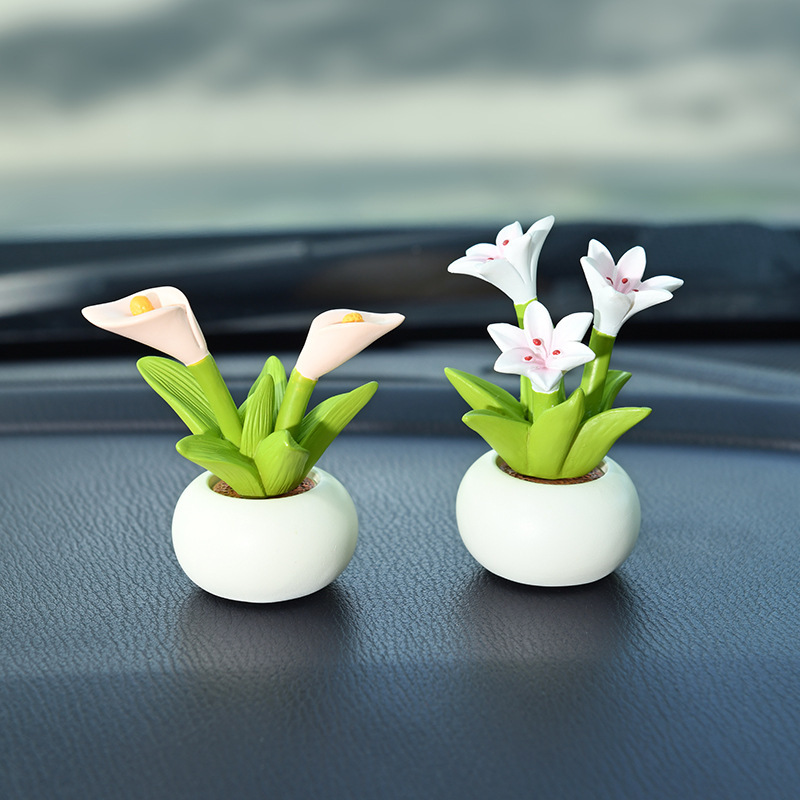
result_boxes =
[579,328,617,418]
[274,369,318,434]
[514,300,535,418]
[556,377,566,404]
[188,355,243,447]
[531,390,560,420]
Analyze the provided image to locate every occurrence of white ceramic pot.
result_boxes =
[456,451,640,587]
[172,468,358,603]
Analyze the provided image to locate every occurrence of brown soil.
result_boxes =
[498,460,605,485]
[211,477,316,499]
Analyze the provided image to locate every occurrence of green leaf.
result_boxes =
[265,355,288,423]
[462,410,531,474]
[561,406,651,478]
[296,382,378,471]
[525,388,585,479]
[176,433,265,497]
[253,429,309,496]
[444,368,526,419]
[240,374,274,458]
[137,356,220,436]
[598,370,632,413]
[239,355,286,423]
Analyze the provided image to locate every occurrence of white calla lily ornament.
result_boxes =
[83,290,404,602]
[445,216,683,586]
[82,287,242,444]
[82,287,209,365]
[275,309,405,433]
[294,309,406,381]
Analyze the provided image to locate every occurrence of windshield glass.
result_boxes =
[2,0,798,237]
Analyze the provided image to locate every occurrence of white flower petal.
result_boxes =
[522,300,555,349]
[493,347,534,376]
[447,255,483,276]
[615,246,647,285]
[586,239,615,273]
[550,341,596,372]
[464,243,497,259]
[525,215,556,273]
[581,262,634,336]
[594,291,634,337]
[487,322,528,353]
[625,288,675,321]
[479,258,532,305]
[527,368,563,394]
[502,233,534,275]
[497,215,556,305]
[524,214,556,238]
[495,221,523,246]
[581,258,611,296]
[639,274,684,292]
[553,311,593,345]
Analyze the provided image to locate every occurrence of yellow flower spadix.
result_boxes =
[130,295,155,315]
[341,312,364,323]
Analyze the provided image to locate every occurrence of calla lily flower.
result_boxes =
[81,286,209,366]
[581,240,684,337]
[487,301,595,394]
[294,309,405,381]
[447,215,555,305]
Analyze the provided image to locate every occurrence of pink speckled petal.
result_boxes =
[614,246,646,285]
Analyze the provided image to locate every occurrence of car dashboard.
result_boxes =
[1,224,800,799]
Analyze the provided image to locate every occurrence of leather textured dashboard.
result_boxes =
[1,343,799,799]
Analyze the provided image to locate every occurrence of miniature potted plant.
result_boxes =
[82,288,403,602]
[446,217,683,586]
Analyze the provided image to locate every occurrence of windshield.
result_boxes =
[2,0,798,238]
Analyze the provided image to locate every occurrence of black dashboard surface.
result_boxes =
[1,342,799,799]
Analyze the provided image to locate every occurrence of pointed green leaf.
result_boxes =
[253,429,310,496]
[561,406,651,478]
[296,382,378,471]
[176,433,265,497]
[462,410,531,474]
[525,388,585,479]
[445,368,526,419]
[266,355,288,421]
[240,374,274,458]
[598,370,632,413]
[137,356,220,436]
[239,355,287,424]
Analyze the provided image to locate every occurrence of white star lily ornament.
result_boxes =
[581,240,683,337]
[488,301,595,394]
[447,216,555,305]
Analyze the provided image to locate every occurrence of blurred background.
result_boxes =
[1,0,798,238]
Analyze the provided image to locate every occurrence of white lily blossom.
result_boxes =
[82,286,209,365]
[447,215,555,305]
[487,301,595,394]
[581,240,684,337]
[294,309,405,381]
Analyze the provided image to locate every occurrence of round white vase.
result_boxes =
[172,468,358,603]
[455,451,640,587]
